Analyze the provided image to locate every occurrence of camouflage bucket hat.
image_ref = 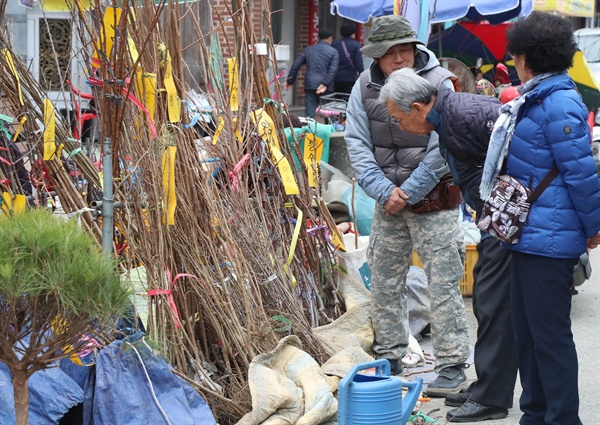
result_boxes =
[361,15,424,58]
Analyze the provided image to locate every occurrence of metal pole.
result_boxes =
[84,137,91,160]
[101,137,114,256]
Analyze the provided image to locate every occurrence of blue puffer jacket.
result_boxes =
[507,73,600,258]
[286,41,339,92]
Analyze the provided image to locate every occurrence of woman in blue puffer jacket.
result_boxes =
[483,12,600,425]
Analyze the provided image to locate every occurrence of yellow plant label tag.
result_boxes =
[268,144,299,195]
[303,133,323,187]
[0,193,26,215]
[161,146,177,225]
[43,99,57,161]
[251,108,280,150]
[212,117,225,145]
[92,7,122,68]
[56,143,65,159]
[13,194,26,214]
[164,58,181,123]
[319,198,347,252]
[13,116,26,141]
[2,49,23,106]
[227,58,239,112]
[233,117,243,143]
[128,36,139,64]
[285,207,303,269]
[1,192,11,215]
[143,73,157,120]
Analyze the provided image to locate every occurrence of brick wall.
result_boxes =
[292,1,310,108]
[211,0,264,57]
[210,0,266,92]
[209,0,317,111]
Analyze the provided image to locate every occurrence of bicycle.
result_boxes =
[315,92,349,130]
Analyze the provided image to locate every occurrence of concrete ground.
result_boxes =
[410,247,600,424]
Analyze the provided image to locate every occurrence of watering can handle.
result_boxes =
[344,359,391,383]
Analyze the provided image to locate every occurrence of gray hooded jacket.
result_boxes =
[345,45,454,205]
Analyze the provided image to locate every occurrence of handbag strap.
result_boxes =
[526,165,559,203]
[341,40,357,73]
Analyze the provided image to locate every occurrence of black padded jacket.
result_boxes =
[426,86,502,213]
[286,41,339,92]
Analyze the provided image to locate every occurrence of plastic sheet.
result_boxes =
[0,361,83,425]
[82,332,216,425]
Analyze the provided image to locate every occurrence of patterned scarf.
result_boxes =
[479,72,561,200]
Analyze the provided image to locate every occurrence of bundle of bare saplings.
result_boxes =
[0,1,348,423]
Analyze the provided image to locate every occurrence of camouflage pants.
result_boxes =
[368,205,470,372]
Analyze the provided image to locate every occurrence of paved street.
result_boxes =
[414,247,600,424]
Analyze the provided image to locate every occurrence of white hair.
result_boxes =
[379,68,437,112]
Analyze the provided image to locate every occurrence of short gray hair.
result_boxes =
[379,68,437,112]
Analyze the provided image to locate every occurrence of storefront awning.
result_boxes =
[533,0,594,18]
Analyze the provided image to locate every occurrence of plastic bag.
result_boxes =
[342,185,375,236]
[337,234,371,290]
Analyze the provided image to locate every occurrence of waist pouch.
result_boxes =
[411,174,462,214]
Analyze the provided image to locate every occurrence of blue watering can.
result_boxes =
[338,359,423,425]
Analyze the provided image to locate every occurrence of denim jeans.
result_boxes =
[304,89,320,119]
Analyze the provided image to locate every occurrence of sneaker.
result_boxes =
[425,365,468,398]
[402,352,421,368]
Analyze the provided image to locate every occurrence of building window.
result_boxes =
[271,0,283,44]
[319,0,336,35]
[39,19,71,91]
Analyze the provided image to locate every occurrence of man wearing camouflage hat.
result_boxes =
[344,15,470,397]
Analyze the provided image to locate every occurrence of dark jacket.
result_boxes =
[287,41,339,92]
[426,87,501,213]
[331,37,364,83]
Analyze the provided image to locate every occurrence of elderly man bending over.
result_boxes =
[379,67,518,423]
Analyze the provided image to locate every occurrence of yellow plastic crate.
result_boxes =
[411,244,477,297]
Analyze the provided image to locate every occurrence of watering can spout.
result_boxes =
[338,359,424,425]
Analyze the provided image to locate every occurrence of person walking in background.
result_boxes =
[378,67,519,422]
[481,12,600,424]
[331,22,364,94]
[286,29,338,119]
[344,15,470,397]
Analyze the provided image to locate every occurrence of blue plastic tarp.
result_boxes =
[83,333,216,425]
[0,361,83,425]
